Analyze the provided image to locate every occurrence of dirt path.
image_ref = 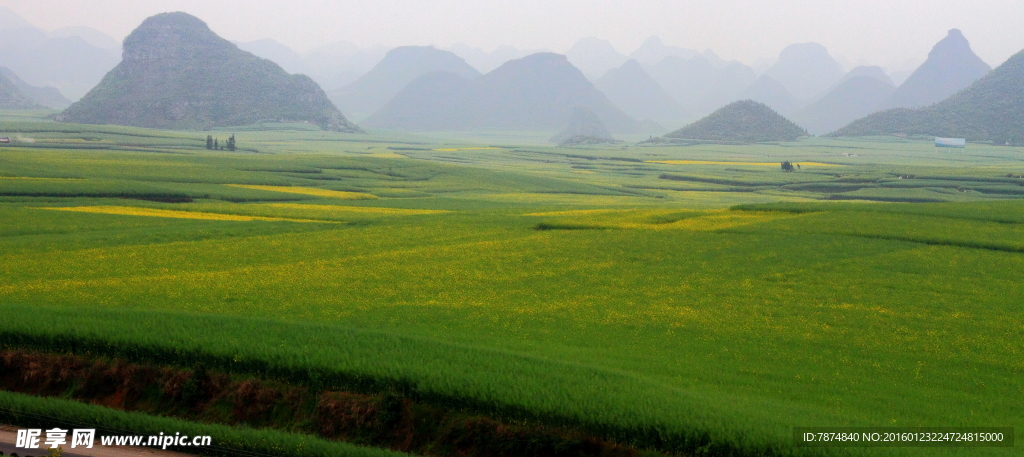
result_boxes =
[0,426,198,457]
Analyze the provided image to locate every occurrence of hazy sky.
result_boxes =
[3,0,1023,70]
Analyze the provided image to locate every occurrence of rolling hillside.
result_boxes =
[881,29,990,109]
[664,99,807,142]
[832,46,1024,144]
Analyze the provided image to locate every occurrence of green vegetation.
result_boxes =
[663,100,808,143]
[0,391,407,457]
[550,106,616,145]
[0,113,1021,456]
[0,69,45,109]
[832,47,1024,144]
[59,12,361,132]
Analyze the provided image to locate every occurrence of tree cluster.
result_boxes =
[206,134,236,151]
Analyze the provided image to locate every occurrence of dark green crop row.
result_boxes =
[0,390,407,457]
[0,304,846,457]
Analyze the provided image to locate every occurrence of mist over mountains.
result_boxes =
[737,75,800,117]
[364,53,645,133]
[237,38,388,93]
[880,29,991,110]
[329,46,481,119]
[764,43,845,101]
[628,36,701,66]
[550,106,617,145]
[0,68,43,109]
[833,46,1024,144]
[0,67,71,109]
[565,37,629,80]
[594,59,687,123]
[793,81,894,135]
[0,6,1015,141]
[0,7,119,100]
[646,53,756,121]
[834,66,895,87]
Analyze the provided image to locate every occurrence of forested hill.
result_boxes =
[59,12,362,132]
[664,100,807,142]
[832,47,1024,145]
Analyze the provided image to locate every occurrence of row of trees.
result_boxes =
[206,134,236,151]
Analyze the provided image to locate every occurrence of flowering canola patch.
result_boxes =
[224,184,377,200]
[35,206,333,223]
[265,203,449,215]
[524,209,619,217]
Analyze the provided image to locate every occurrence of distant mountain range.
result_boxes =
[0,69,43,109]
[763,43,845,102]
[879,29,991,110]
[769,30,991,135]
[791,66,895,135]
[664,100,807,143]
[646,54,756,120]
[244,35,995,137]
[0,5,1009,139]
[550,106,616,145]
[448,43,540,74]
[793,76,895,135]
[594,59,687,122]
[191,30,1007,137]
[832,45,1024,145]
[363,53,644,133]
[329,46,481,119]
[0,7,119,101]
[237,38,388,93]
[565,37,629,80]
[628,36,701,66]
[837,65,895,87]
[706,43,846,119]
[60,12,360,132]
[0,67,71,109]
[737,75,800,117]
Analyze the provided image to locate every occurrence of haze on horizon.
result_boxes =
[1,0,1023,71]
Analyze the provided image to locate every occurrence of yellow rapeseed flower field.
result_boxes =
[35,206,333,223]
[523,209,620,217]
[225,184,378,199]
[264,203,450,215]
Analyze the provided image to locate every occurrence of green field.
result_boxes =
[0,113,1021,456]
